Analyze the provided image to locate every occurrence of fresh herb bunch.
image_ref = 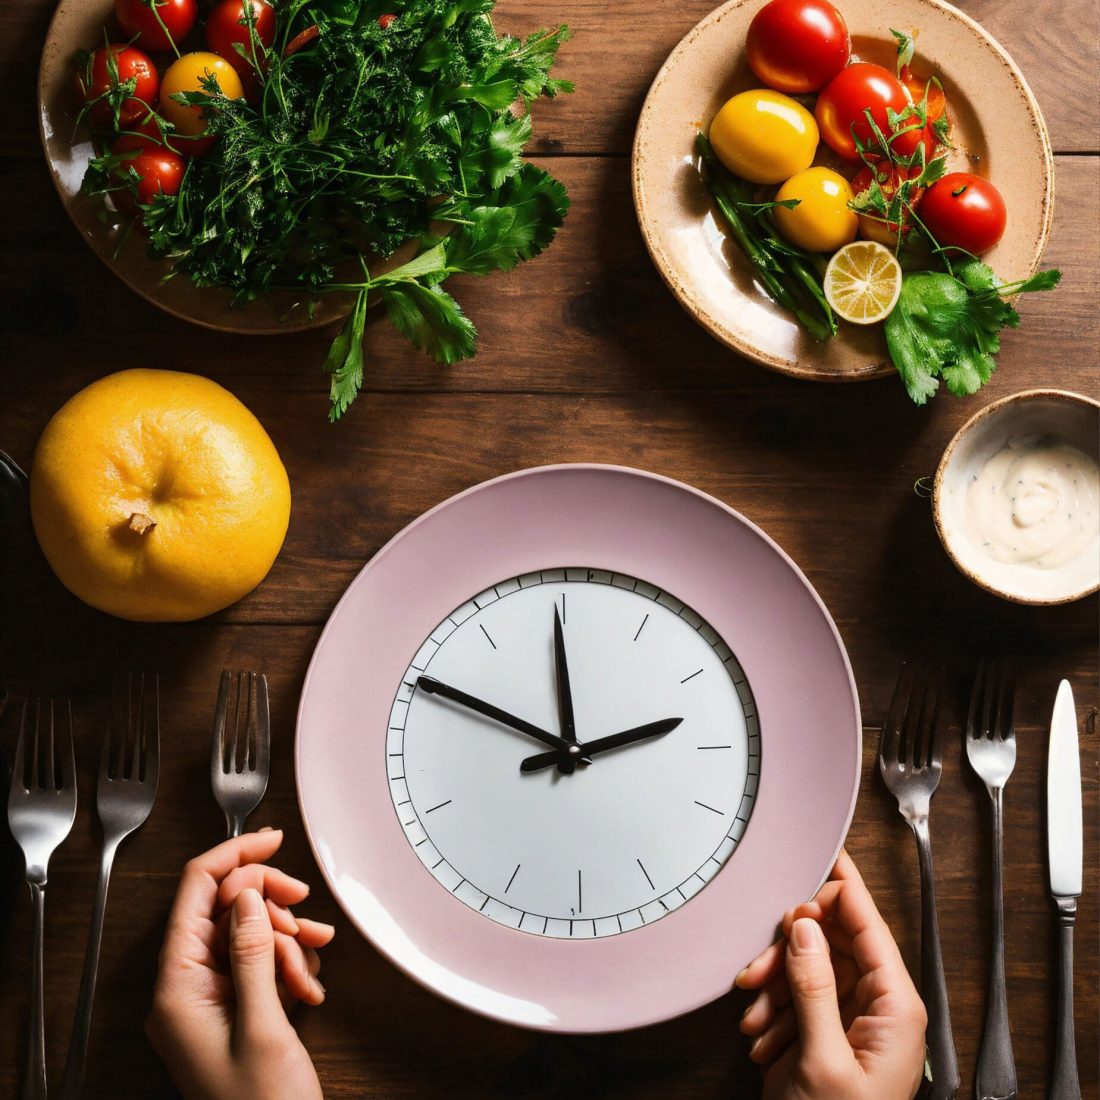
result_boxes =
[82,0,573,420]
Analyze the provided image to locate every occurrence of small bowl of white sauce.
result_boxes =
[934,389,1100,605]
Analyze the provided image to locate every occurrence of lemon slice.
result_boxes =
[823,241,903,325]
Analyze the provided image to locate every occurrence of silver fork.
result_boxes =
[966,660,1018,1100]
[7,698,77,1100]
[61,674,160,1100]
[879,663,960,1100]
[211,671,270,837]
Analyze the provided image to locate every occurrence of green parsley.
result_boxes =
[82,0,572,420]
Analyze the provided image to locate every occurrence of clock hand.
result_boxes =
[552,604,578,775]
[416,675,580,754]
[519,717,684,773]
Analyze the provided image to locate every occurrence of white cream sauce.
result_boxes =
[964,435,1100,569]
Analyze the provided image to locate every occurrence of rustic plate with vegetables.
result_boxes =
[38,0,572,419]
[632,0,1057,399]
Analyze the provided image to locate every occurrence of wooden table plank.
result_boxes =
[0,155,1095,413]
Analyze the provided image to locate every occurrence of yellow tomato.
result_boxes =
[708,90,818,185]
[774,167,858,253]
[159,51,244,137]
[30,369,290,622]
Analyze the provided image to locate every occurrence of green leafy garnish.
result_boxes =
[82,0,572,419]
[885,261,1062,404]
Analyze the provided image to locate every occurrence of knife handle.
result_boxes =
[1051,897,1081,1100]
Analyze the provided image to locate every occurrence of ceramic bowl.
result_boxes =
[933,389,1100,605]
[632,0,1055,382]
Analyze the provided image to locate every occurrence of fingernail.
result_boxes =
[790,917,823,955]
[259,826,274,832]
[740,999,754,1019]
[237,888,265,922]
[734,968,748,988]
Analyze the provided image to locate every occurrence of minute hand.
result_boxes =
[416,676,575,753]
[520,717,683,773]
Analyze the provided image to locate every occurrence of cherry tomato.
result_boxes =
[774,167,858,252]
[709,89,818,185]
[900,65,946,123]
[115,0,198,54]
[746,0,850,94]
[159,51,244,144]
[77,45,159,130]
[378,13,396,28]
[111,135,185,213]
[816,62,913,161]
[850,164,923,246]
[205,0,276,74]
[920,173,1007,255]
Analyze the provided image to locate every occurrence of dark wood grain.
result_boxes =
[0,0,1097,1097]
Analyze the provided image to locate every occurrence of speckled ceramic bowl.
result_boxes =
[933,389,1100,605]
[632,0,1055,382]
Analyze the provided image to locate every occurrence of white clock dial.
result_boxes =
[386,568,760,938]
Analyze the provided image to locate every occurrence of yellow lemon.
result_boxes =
[774,167,859,253]
[30,369,290,622]
[708,89,818,185]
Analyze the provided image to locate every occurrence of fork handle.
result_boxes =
[23,881,47,1100]
[975,788,1016,1100]
[61,841,119,1100]
[1051,897,1081,1100]
[913,819,960,1100]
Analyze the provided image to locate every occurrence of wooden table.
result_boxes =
[1,0,1096,1096]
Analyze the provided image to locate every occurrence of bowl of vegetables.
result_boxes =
[632,0,1058,401]
[38,0,573,419]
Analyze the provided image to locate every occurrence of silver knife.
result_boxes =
[1047,679,1082,1100]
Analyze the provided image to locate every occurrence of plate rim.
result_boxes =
[631,0,1056,382]
[295,463,862,1032]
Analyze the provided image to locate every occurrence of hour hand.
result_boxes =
[520,717,683,773]
[416,676,573,753]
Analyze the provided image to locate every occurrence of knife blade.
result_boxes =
[1047,678,1082,1100]
[1048,680,1082,899]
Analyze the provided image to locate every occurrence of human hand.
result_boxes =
[146,830,335,1100]
[737,851,927,1100]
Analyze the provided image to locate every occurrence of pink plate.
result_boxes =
[295,465,861,1032]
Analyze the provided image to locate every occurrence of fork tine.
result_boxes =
[130,674,145,781]
[881,662,911,765]
[11,699,29,794]
[980,660,997,740]
[901,664,927,766]
[253,674,270,777]
[929,665,947,767]
[995,662,1015,741]
[58,699,75,793]
[920,666,944,767]
[232,671,247,773]
[245,672,255,772]
[145,674,161,788]
[966,659,986,742]
[214,671,232,772]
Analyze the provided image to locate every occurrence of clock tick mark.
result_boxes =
[680,668,704,684]
[695,800,723,815]
[452,878,466,894]
[479,897,489,912]
[425,799,453,814]
[658,898,669,912]
[633,614,649,642]
[577,869,582,914]
[697,745,731,750]
[505,863,521,894]
[479,624,497,650]
[636,858,655,890]
[431,858,445,870]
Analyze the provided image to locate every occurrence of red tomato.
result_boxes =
[378,13,396,28]
[77,45,159,130]
[115,0,198,54]
[816,62,913,161]
[205,0,276,74]
[746,0,850,94]
[111,135,185,213]
[920,173,1007,255]
[850,164,924,246]
[900,65,946,123]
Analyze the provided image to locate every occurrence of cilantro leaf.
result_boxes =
[324,288,369,422]
[380,280,476,364]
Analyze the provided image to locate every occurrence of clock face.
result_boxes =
[386,568,760,938]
